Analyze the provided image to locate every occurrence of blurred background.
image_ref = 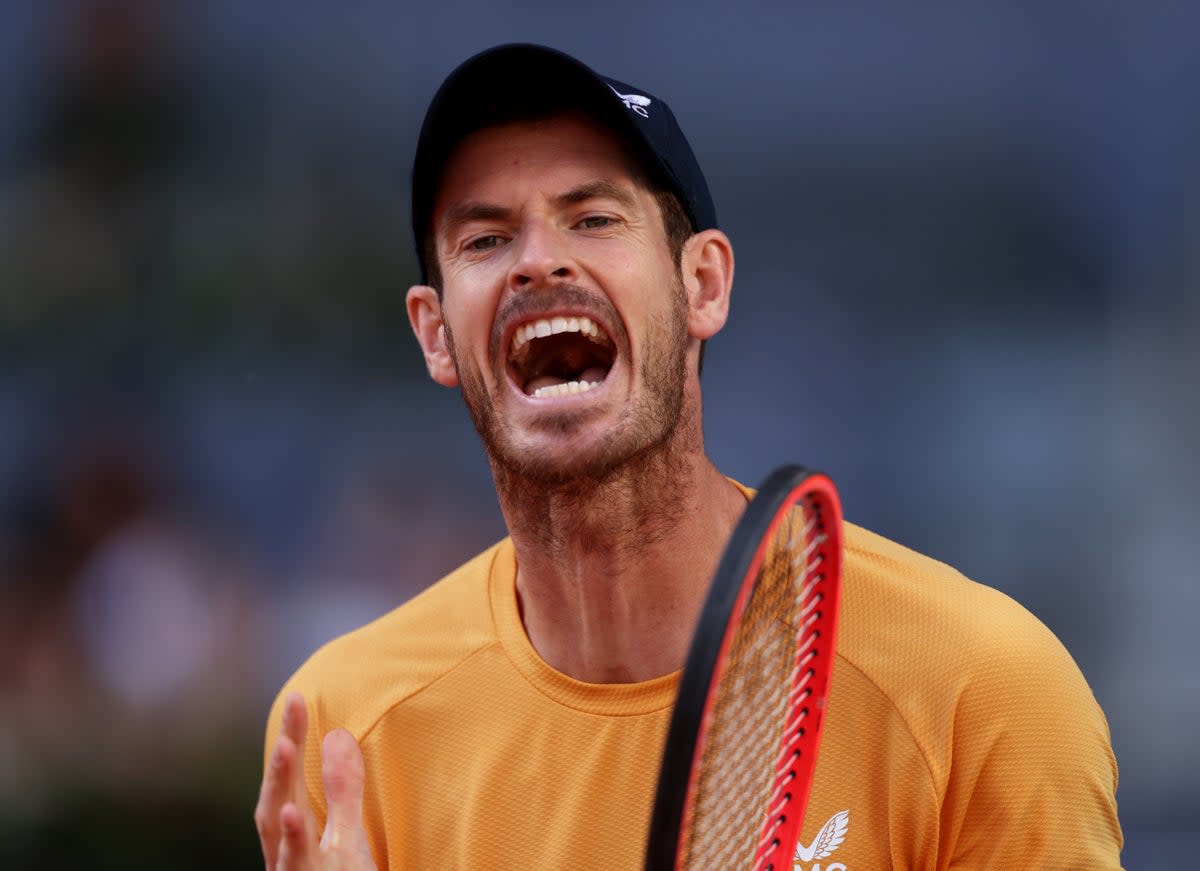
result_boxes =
[0,0,1196,867]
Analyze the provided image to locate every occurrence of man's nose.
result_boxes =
[507,221,575,290]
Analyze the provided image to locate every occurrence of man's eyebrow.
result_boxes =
[440,181,635,237]
[440,201,513,236]
[554,180,637,209]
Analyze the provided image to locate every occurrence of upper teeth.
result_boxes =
[511,316,603,355]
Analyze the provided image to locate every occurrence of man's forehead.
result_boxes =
[434,114,649,208]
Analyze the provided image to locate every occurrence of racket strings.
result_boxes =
[751,499,831,871]
[682,501,832,870]
[685,518,803,864]
[751,646,821,865]
[753,501,830,868]
[688,617,793,861]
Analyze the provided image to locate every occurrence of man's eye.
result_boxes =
[468,235,504,251]
[578,215,615,230]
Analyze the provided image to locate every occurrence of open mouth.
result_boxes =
[508,315,616,399]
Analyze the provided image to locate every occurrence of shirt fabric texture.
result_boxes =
[265,486,1124,870]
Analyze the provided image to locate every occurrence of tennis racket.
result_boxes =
[644,465,843,871]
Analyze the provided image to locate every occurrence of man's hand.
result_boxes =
[255,693,378,870]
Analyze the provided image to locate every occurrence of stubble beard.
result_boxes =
[445,276,694,502]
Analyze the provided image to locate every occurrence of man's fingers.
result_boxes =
[282,692,308,744]
[257,694,316,870]
[259,696,375,869]
[320,729,374,861]
[277,801,314,871]
[322,729,365,813]
[280,693,321,828]
[256,735,299,869]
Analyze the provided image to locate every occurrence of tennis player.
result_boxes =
[255,44,1124,870]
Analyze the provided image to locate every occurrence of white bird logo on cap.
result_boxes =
[608,84,651,118]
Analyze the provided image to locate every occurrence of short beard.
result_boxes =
[445,275,691,496]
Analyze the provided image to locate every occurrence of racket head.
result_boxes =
[644,465,843,871]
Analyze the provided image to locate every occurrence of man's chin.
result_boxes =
[491,439,625,488]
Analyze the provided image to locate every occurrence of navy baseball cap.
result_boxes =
[411,43,718,284]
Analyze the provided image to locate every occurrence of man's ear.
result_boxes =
[406,285,459,387]
[680,229,734,341]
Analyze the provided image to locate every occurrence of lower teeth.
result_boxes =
[531,380,600,399]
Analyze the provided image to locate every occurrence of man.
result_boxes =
[255,45,1124,869]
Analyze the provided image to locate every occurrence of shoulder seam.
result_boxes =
[348,541,505,744]
[355,640,502,745]
[833,650,942,803]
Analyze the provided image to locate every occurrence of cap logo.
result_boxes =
[608,84,652,118]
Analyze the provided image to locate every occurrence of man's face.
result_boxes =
[429,114,692,484]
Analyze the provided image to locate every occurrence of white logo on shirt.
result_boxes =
[607,84,651,117]
[794,809,850,869]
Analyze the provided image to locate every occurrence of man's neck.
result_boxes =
[493,424,747,684]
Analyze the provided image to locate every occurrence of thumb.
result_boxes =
[319,729,374,863]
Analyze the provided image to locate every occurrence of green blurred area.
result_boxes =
[1,735,261,869]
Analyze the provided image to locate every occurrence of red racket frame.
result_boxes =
[645,467,843,871]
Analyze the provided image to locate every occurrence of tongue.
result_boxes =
[580,366,607,383]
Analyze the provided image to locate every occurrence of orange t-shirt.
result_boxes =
[266,512,1123,869]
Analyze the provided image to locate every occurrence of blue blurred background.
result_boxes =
[0,1,1196,867]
